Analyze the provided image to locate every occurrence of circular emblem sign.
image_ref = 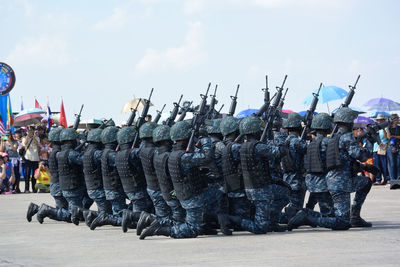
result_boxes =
[0,62,16,96]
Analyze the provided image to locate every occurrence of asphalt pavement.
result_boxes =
[0,186,399,267]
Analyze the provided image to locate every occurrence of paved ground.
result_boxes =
[0,186,399,267]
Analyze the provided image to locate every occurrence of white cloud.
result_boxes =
[135,21,206,73]
[92,7,127,30]
[6,36,70,68]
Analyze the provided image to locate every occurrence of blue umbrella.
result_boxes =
[368,110,391,118]
[364,97,400,111]
[354,116,374,124]
[236,109,258,118]
[15,108,46,118]
[303,86,348,105]
[298,110,318,117]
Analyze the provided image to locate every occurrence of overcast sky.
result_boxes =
[1,0,399,124]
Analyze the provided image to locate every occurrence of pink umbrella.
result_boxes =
[282,109,294,114]
[13,113,43,127]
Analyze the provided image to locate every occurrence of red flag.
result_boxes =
[59,99,67,128]
[35,98,43,109]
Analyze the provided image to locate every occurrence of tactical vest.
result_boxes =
[168,149,203,201]
[139,143,160,191]
[48,144,60,184]
[281,137,296,173]
[326,134,342,170]
[58,148,83,190]
[83,145,103,190]
[101,148,122,191]
[221,142,243,192]
[115,146,147,193]
[305,136,324,173]
[153,147,174,201]
[239,141,271,189]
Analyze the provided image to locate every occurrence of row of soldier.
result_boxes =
[25,105,375,239]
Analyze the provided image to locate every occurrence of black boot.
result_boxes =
[284,206,298,222]
[350,205,372,228]
[90,212,120,230]
[83,210,98,227]
[139,220,171,240]
[27,202,39,222]
[217,214,232,236]
[136,211,156,236]
[71,205,84,226]
[122,209,140,233]
[288,210,318,230]
[36,204,59,224]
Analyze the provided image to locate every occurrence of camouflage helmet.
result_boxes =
[170,121,192,142]
[311,113,333,130]
[153,125,171,143]
[239,116,263,135]
[59,128,78,142]
[283,112,303,129]
[333,107,358,124]
[220,116,240,136]
[117,126,136,145]
[87,128,103,143]
[206,119,222,134]
[139,122,158,139]
[48,128,63,142]
[101,126,119,144]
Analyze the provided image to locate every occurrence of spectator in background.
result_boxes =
[373,114,390,185]
[21,127,40,193]
[34,161,50,193]
[356,127,375,182]
[145,114,152,122]
[387,114,400,183]
[4,131,22,193]
[39,134,50,161]
[0,153,15,194]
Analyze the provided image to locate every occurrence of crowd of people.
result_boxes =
[355,113,400,185]
[0,121,51,194]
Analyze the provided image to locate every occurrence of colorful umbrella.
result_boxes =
[364,98,400,111]
[13,113,43,127]
[282,109,294,114]
[354,116,374,124]
[368,110,391,118]
[15,108,46,118]
[303,86,348,105]
[236,109,258,118]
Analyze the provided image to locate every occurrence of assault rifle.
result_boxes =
[356,120,389,143]
[165,94,183,126]
[206,84,218,119]
[73,104,84,130]
[153,104,166,124]
[300,83,322,140]
[277,88,288,111]
[177,101,193,122]
[132,88,154,147]
[259,75,287,143]
[256,75,270,117]
[228,84,240,116]
[186,83,210,152]
[126,99,142,126]
[331,75,361,136]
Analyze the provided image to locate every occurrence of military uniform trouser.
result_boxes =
[126,189,153,213]
[105,189,127,224]
[165,199,185,223]
[241,187,272,234]
[306,192,334,217]
[50,183,68,210]
[170,193,205,239]
[317,176,372,229]
[228,191,252,220]
[203,183,229,226]
[147,188,172,220]
[87,189,112,214]
[54,188,86,221]
[287,189,306,211]
[270,184,290,224]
